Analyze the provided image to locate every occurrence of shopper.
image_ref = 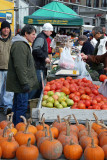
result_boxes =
[78,35,94,55]
[6,24,39,126]
[29,23,53,99]
[81,41,107,75]
[0,20,14,115]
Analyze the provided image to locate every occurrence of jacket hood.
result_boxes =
[12,34,29,44]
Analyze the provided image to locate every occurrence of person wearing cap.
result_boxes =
[30,23,53,99]
[0,20,14,115]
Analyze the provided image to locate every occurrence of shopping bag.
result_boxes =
[75,54,92,81]
[98,79,107,97]
[58,47,75,69]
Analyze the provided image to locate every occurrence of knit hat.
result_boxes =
[1,21,10,30]
[42,23,53,31]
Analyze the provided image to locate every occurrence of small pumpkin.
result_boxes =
[0,134,19,159]
[16,138,39,160]
[72,114,85,131]
[84,138,104,160]
[15,116,27,131]
[64,139,83,160]
[99,135,107,147]
[40,127,62,160]
[0,113,14,129]
[14,123,36,145]
[102,145,107,160]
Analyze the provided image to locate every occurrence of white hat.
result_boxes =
[42,23,53,31]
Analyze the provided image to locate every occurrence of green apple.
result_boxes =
[58,96,65,103]
[61,101,67,108]
[55,92,61,97]
[42,95,49,101]
[42,100,47,107]
[66,99,74,106]
[56,104,63,109]
[60,92,66,97]
[47,97,54,103]
[47,91,54,96]
[46,102,53,108]
[54,100,60,107]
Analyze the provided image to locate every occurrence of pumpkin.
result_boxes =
[0,113,14,129]
[19,119,37,136]
[99,131,107,139]
[7,122,17,136]
[16,138,39,160]
[15,116,27,131]
[64,139,83,160]
[40,128,62,160]
[58,123,78,148]
[84,138,104,160]
[50,125,59,139]
[72,114,85,131]
[0,146,2,158]
[14,123,36,145]
[36,115,49,131]
[0,134,19,159]
[99,135,107,147]
[102,145,107,160]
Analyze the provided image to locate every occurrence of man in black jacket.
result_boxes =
[30,23,53,98]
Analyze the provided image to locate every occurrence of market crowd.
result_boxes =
[0,20,107,125]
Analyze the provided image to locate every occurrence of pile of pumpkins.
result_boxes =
[0,112,106,160]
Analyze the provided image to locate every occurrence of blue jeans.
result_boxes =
[12,93,28,126]
[28,69,46,99]
[0,71,14,111]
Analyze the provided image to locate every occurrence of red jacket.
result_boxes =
[46,37,52,54]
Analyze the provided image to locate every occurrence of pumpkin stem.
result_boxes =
[27,138,31,147]
[70,139,75,145]
[85,119,89,130]
[72,114,79,125]
[88,122,92,137]
[20,116,27,124]
[67,116,71,125]
[66,123,70,136]
[41,113,45,122]
[44,127,48,137]
[57,115,61,123]
[42,118,45,130]
[10,112,14,123]
[93,113,99,124]
[7,122,13,129]
[91,138,95,148]
[6,115,9,121]
[8,133,13,142]
[24,123,29,133]
[3,126,8,137]
[49,126,53,141]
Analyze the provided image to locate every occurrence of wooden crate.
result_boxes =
[29,98,39,117]
[32,93,107,123]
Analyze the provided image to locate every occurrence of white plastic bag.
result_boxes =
[58,47,75,69]
[75,54,92,81]
[98,79,107,97]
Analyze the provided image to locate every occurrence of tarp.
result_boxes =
[24,1,83,26]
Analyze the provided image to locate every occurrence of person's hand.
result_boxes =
[80,53,88,61]
[45,57,50,63]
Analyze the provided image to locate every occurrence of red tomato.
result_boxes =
[60,78,65,81]
[72,95,80,103]
[69,86,77,93]
[56,83,62,90]
[92,104,100,110]
[85,100,91,107]
[71,103,78,109]
[44,85,50,91]
[88,106,93,109]
[92,89,99,95]
[95,96,102,103]
[50,84,56,90]
[49,80,55,85]
[82,78,88,83]
[69,93,75,99]
[74,91,81,96]
[85,87,91,95]
[81,94,87,100]
[78,89,85,95]
[92,99,97,105]
[100,104,107,110]
[61,86,70,95]
[43,91,48,95]
[77,102,86,109]
[99,74,107,82]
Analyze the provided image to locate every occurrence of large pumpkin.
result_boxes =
[84,138,104,160]
[0,146,2,158]
[16,138,39,160]
[102,145,107,160]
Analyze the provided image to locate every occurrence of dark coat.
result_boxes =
[81,40,94,55]
[32,31,48,70]
[87,52,107,74]
[6,35,39,93]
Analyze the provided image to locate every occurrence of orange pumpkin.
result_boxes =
[102,145,107,160]
[16,138,39,160]
[14,124,36,146]
[64,139,83,160]
[72,114,85,131]
[0,134,19,159]
[84,138,104,160]
[0,146,2,158]
[15,116,27,131]
[0,113,14,129]
[99,135,107,147]
[40,129,62,160]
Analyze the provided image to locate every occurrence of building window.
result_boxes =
[93,19,95,26]
[86,0,91,7]
[101,0,107,7]
[101,18,106,26]
[93,0,99,7]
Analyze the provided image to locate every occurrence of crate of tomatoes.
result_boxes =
[32,76,107,122]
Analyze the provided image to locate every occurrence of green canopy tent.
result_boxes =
[24,1,83,26]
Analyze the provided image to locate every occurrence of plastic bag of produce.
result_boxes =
[98,79,107,97]
[58,47,75,69]
[75,54,92,81]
